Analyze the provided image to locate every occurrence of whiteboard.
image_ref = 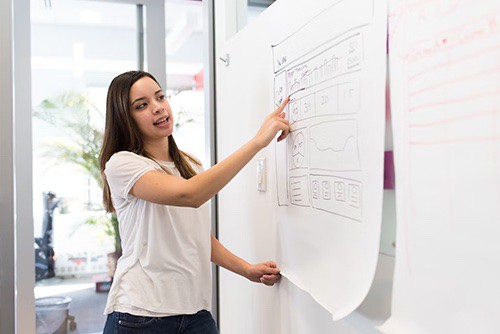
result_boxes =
[383,0,500,332]
[219,0,387,320]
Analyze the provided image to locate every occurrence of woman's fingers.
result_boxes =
[260,274,281,286]
[277,124,290,142]
[273,96,290,116]
[266,261,277,268]
[274,117,290,142]
[253,99,291,149]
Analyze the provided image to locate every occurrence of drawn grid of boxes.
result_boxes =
[273,31,364,222]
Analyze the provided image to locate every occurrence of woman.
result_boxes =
[100,70,290,333]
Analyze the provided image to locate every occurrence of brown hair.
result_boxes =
[99,70,200,213]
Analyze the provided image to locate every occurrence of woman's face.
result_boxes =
[129,76,174,142]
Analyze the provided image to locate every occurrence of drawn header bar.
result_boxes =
[271,0,373,74]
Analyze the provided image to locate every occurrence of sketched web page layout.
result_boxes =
[271,0,386,319]
[274,3,369,222]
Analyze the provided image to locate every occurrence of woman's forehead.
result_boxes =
[130,77,161,97]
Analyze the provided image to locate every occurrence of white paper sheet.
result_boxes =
[272,0,387,319]
[385,0,500,332]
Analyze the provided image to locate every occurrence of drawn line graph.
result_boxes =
[287,34,362,93]
[309,120,361,171]
[310,135,356,152]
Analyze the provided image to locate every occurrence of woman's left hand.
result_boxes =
[245,261,281,286]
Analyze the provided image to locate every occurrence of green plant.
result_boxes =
[34,91,121,257]
[85,213,121,257]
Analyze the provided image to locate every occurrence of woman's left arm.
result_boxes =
[210,235,281,286]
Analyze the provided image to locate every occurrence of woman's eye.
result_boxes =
[158,95,165,100]
[136,103,147,110]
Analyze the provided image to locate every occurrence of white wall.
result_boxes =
[214,1,396,333]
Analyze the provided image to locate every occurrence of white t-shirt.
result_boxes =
[103,151,211,316]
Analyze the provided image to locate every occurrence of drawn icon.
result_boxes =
[322,181,331,200]
[290,175,310,207]
[310,175,362,221]
[292,131,305,168]
[300,95,315,119]
[291,101,300,122]
[312,180,319,199]
[349,184,360,208]
[334,181,346,201]
[338,81,359,113]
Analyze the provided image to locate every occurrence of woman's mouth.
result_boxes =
[153,116,170,126]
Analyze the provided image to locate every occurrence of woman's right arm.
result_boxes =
[130,97,290,208]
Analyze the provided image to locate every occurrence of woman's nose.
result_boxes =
[152,102,163,114]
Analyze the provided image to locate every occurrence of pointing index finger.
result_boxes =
[274,96,290,115]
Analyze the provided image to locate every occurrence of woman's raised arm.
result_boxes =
[131,97,290,207]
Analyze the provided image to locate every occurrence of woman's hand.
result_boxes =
[252,97,290,149]
[245,261,282,286]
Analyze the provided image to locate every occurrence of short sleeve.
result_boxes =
[104,151,156,202]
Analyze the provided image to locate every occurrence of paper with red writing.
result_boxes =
[383,0,500,333]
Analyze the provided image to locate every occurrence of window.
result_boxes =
[31,1,211,332]
[31,1,139,332]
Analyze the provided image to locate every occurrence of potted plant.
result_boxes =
[34,92,121,277]
[34,90,202,278]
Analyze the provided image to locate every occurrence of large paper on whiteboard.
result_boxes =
[272,0,387,319]
[385,1,500,332]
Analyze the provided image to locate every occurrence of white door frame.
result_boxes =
[0,0,35,332]
[0,1,18,333]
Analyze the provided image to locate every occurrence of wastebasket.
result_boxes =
[35,296,72,334]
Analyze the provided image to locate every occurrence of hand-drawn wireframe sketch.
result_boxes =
[290,100,300,123]
[289,129,307,169]
[274,71,287,109]
[265,0,386,321]
[274,25,365,221]
[289,175,310,207]
[310,174,362,221]
[309,120,361,171]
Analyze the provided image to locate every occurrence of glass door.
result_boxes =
[31,1,139,332]
[30,0,211,332]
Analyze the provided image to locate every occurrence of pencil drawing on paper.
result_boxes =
[273,19,366,222]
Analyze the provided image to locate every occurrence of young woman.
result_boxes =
[100,70,290,333]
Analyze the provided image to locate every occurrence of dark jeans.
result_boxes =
[103,310,219,334]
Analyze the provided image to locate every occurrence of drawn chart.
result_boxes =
[309,120,361,171]
[289,129,307,169]
[274,17,365,222]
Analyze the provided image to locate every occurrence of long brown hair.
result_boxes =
[100,70,200,213]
